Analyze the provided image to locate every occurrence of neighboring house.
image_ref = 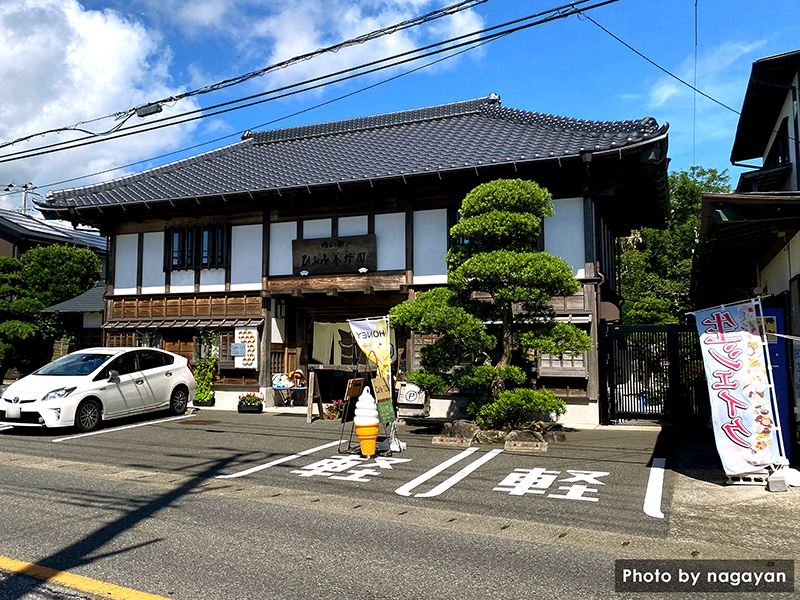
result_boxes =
[37,94,669,425]
[692,49,800,460]
[0,208,108,277]
[41,280,105,352]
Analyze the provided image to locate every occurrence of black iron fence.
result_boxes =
[599,322,710,426]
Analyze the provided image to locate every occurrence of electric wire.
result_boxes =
[0,0,617,166]
[1,0,603,163]
[0,0,489,151]
[583,11,797,156]
[27,36,493,195]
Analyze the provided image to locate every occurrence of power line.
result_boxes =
[581,12,742,117]
[0,0,616,166]
[0,0,488,152]
[582,11,797,158]
[693,0,699,167]
[29,36,494,194]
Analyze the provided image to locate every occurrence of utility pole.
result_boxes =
[3,182,40,215]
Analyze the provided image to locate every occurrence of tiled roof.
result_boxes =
[42,281,105,313]
[0,208,107,252]
[43,94,667,210]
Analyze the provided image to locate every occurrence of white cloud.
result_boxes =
[0,0,199,210]
[637,39,775,173]
[132,0,485,90]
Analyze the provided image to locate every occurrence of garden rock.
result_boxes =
[474,429,507,444]
[443,420,480,439]
[507,429,545,443]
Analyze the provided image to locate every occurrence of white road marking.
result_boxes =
[51,414,195,443]
[216,440,343,479]
[643,457,666,518]
[395,447,479,497]
[414,448,504,498]
[396,447,504,497]
[0,425,12,432]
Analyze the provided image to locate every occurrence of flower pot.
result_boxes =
[193,396,216,407]
[238,403,263,413]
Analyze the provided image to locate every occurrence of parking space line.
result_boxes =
[643,457,666,518]
[0,425,11,432]
[395,447,483,497]
[51,414,195,443]
[216,440,343,479]
[0,554,170,600]
[414,448,504,498]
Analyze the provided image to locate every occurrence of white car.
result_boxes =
[0,347,196,432]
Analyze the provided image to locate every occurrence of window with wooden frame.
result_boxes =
[164,224,230,272]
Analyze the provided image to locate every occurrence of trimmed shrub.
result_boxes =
[474,388,565,431]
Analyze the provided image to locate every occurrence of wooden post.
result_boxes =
[306,370,325,423]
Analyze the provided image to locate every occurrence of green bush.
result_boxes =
[193,331,218,403]
[474,388,565,431]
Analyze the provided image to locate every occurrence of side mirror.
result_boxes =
[107,370,120,381]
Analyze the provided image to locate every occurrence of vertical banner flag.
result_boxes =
[694,300,783,475]
[348,316,392,379]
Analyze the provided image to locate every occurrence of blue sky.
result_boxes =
[1,0,798,212]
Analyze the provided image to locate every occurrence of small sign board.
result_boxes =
[230,343,247,357]
[373,376,396,424]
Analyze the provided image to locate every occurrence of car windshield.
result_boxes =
[34,353,113,376]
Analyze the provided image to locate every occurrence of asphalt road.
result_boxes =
[0,411,794,599]
[0,411,669,538]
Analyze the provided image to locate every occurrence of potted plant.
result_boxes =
[323,398,344,420]
[238,391,264,413]
[193,331,218,406]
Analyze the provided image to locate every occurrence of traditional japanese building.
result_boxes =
[38,94,669,424]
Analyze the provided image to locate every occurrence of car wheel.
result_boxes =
[169,387,189,415]
[75,399,101,432]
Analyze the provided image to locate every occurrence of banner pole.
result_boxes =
[754,299,788,464]
[687,297,760,316]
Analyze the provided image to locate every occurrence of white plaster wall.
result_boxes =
[200,268,226,291]
[544,197,586,278]
[170,270,194,292]
[760,232,800,296]
[269,221,296,276]
[230,224,262,290]
[338,216,368,236]
[412,209,447,284]
[272,316,285,345]
[304,219,332,238]
[376,212,405,271]
[141,232,165,293]
[114,234,138,294]
[762,75,799,191]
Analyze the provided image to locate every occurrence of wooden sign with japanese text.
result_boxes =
[292,234,377,276]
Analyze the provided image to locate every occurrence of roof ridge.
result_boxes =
[483,104,660,138]
[247,94,501,145]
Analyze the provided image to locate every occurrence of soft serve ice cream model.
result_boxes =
[353,387,380,456]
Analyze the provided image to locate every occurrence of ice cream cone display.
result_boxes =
[353,387,380,456]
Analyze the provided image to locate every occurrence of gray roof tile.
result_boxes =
[0,208,106,251]
[43,94,667,210]
[42,281,105,313]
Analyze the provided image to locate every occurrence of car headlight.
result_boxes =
[42,387,76,402]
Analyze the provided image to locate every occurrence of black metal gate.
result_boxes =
[599,323,710,426]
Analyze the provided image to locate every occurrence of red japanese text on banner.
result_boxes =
[693,301,782,475]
